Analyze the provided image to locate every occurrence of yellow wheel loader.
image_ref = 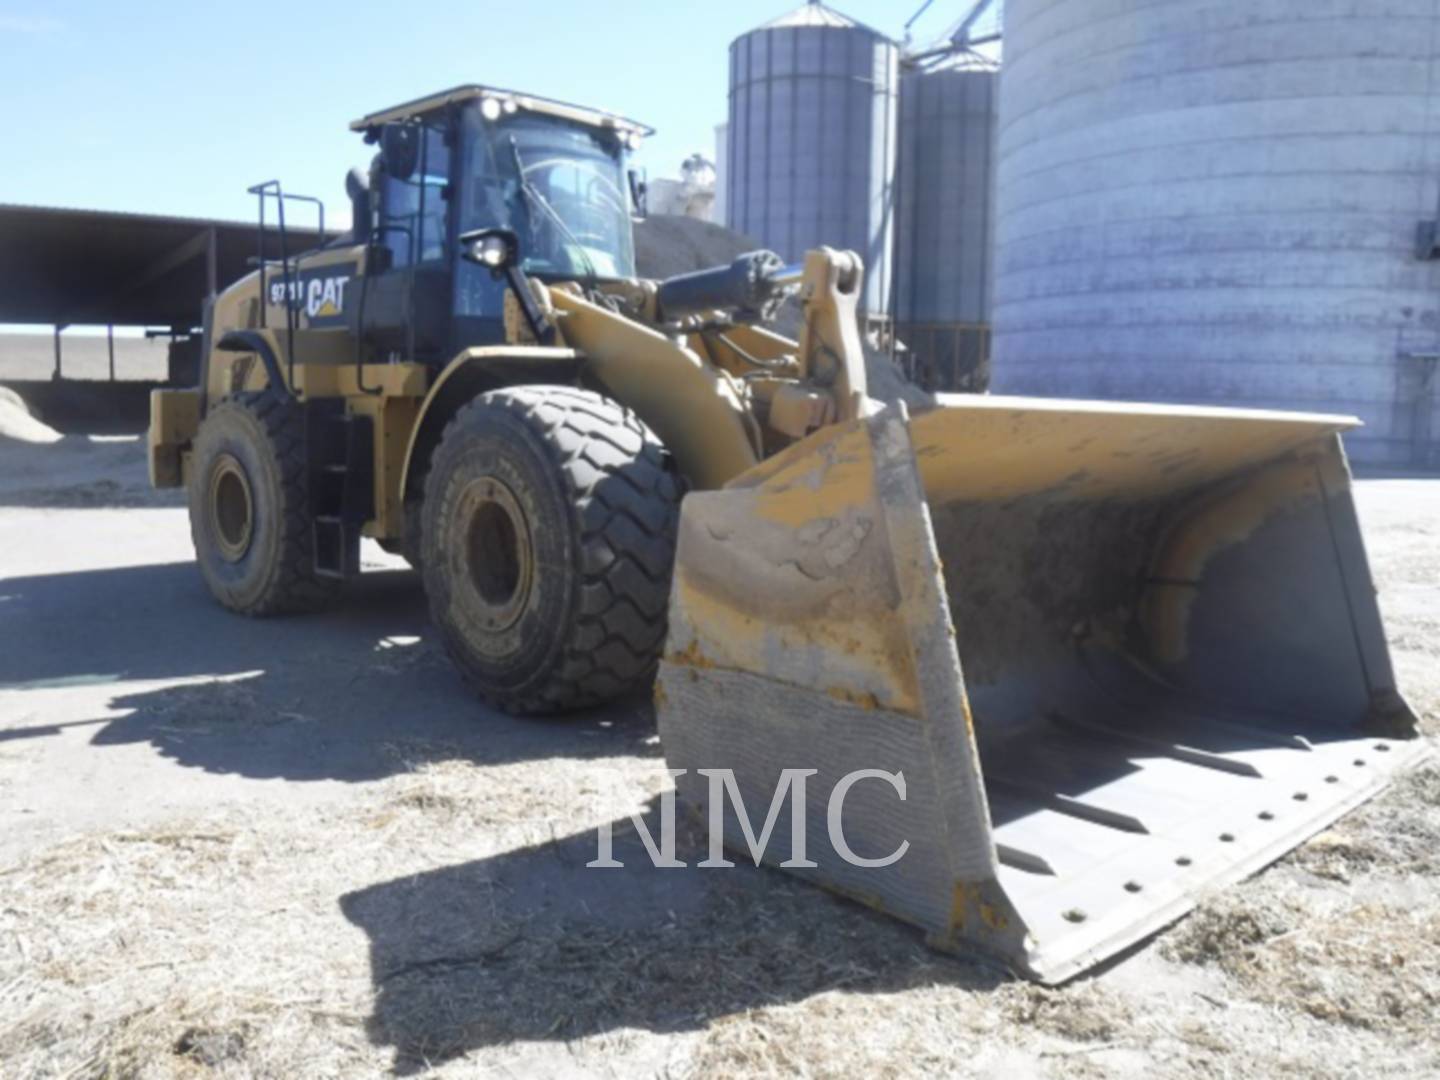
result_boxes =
[149,85,1424,981]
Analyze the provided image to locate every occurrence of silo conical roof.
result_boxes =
[759,1,883,36]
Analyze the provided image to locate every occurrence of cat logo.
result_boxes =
[266,263,358,329]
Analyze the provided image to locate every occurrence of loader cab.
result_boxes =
[352,86,647,362]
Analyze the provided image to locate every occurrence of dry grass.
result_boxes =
[1256,907,1440,1033]
[0,821,376,1078]
[1286,763,1440,882]
[1169,893,1440,1037]
[1161,893,1297,968]
[685,992,976,1080]
[0,746,691,1078]
[1001,984,1134,1043]
[1160,762,1440,1045]
[2,742,1438,1079]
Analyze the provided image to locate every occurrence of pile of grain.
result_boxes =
[0,387,60,444]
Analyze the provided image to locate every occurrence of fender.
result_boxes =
[546,287,762,490]
[216,330,290,396]
[401,312,767,501]
[400,345,586,502]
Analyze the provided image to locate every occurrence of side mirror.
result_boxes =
[628,169,649,219]
[345,166,372,244]
[459,227,520,275]
[463,227,553,344]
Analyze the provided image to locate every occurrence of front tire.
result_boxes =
[422,386,681,714]
[187,391,339,615]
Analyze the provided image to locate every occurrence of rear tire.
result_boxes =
[188,391,340,615]
[422,386,682,714]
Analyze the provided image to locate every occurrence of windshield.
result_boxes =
[463,110,635,281]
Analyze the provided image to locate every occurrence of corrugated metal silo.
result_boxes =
[894,55,998,391]
[713,122,729,226]
[727,1,899,317]
[992,0,1440,469]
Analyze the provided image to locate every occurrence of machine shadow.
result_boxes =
[340,801,1005,1073]
[0,560,656,781]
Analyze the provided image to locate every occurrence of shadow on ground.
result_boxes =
[340,803,1005,1073]
[0,560,654,781]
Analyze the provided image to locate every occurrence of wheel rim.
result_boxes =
[461,477,535,633]
[208,454,255,563]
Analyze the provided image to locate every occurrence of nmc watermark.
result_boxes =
[589,768,910,870]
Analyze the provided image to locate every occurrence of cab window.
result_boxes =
[379,124,450,268]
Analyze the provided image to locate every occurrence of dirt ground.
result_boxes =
[0,406,1436,1079]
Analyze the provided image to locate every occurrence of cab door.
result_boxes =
[449,104,512,349]
[359,121,455,363]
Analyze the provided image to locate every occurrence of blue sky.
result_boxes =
[0,1,962,228]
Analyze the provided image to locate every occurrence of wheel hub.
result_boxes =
[208,454,255,563]
[462,477,535,634]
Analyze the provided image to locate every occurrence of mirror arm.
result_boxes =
[504,265,556,346]
[458,227,553,345]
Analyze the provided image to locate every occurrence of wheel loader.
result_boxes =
[149,85,1424,983]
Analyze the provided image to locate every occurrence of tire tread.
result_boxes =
[192,391,339,616]
[427,385,681,714]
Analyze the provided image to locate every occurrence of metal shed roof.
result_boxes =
[0,203,333,328]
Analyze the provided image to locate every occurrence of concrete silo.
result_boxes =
[992,0,1440,468]
[894,54,999,391]
[727,1,899,318]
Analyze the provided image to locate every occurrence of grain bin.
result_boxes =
[894,53,998,392]
[992,0,1440,468]
[727,1,899,317]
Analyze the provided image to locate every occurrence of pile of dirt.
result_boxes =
[633,215,761,282]
[0,431,183,508]
[0,387,60,444]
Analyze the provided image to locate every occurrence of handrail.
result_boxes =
[245,181,327,394]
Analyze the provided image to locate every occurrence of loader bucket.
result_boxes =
[656,396,1424,983]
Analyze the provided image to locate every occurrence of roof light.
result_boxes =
[480,97,503,122]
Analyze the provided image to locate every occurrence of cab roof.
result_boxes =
[350,85,654,137]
